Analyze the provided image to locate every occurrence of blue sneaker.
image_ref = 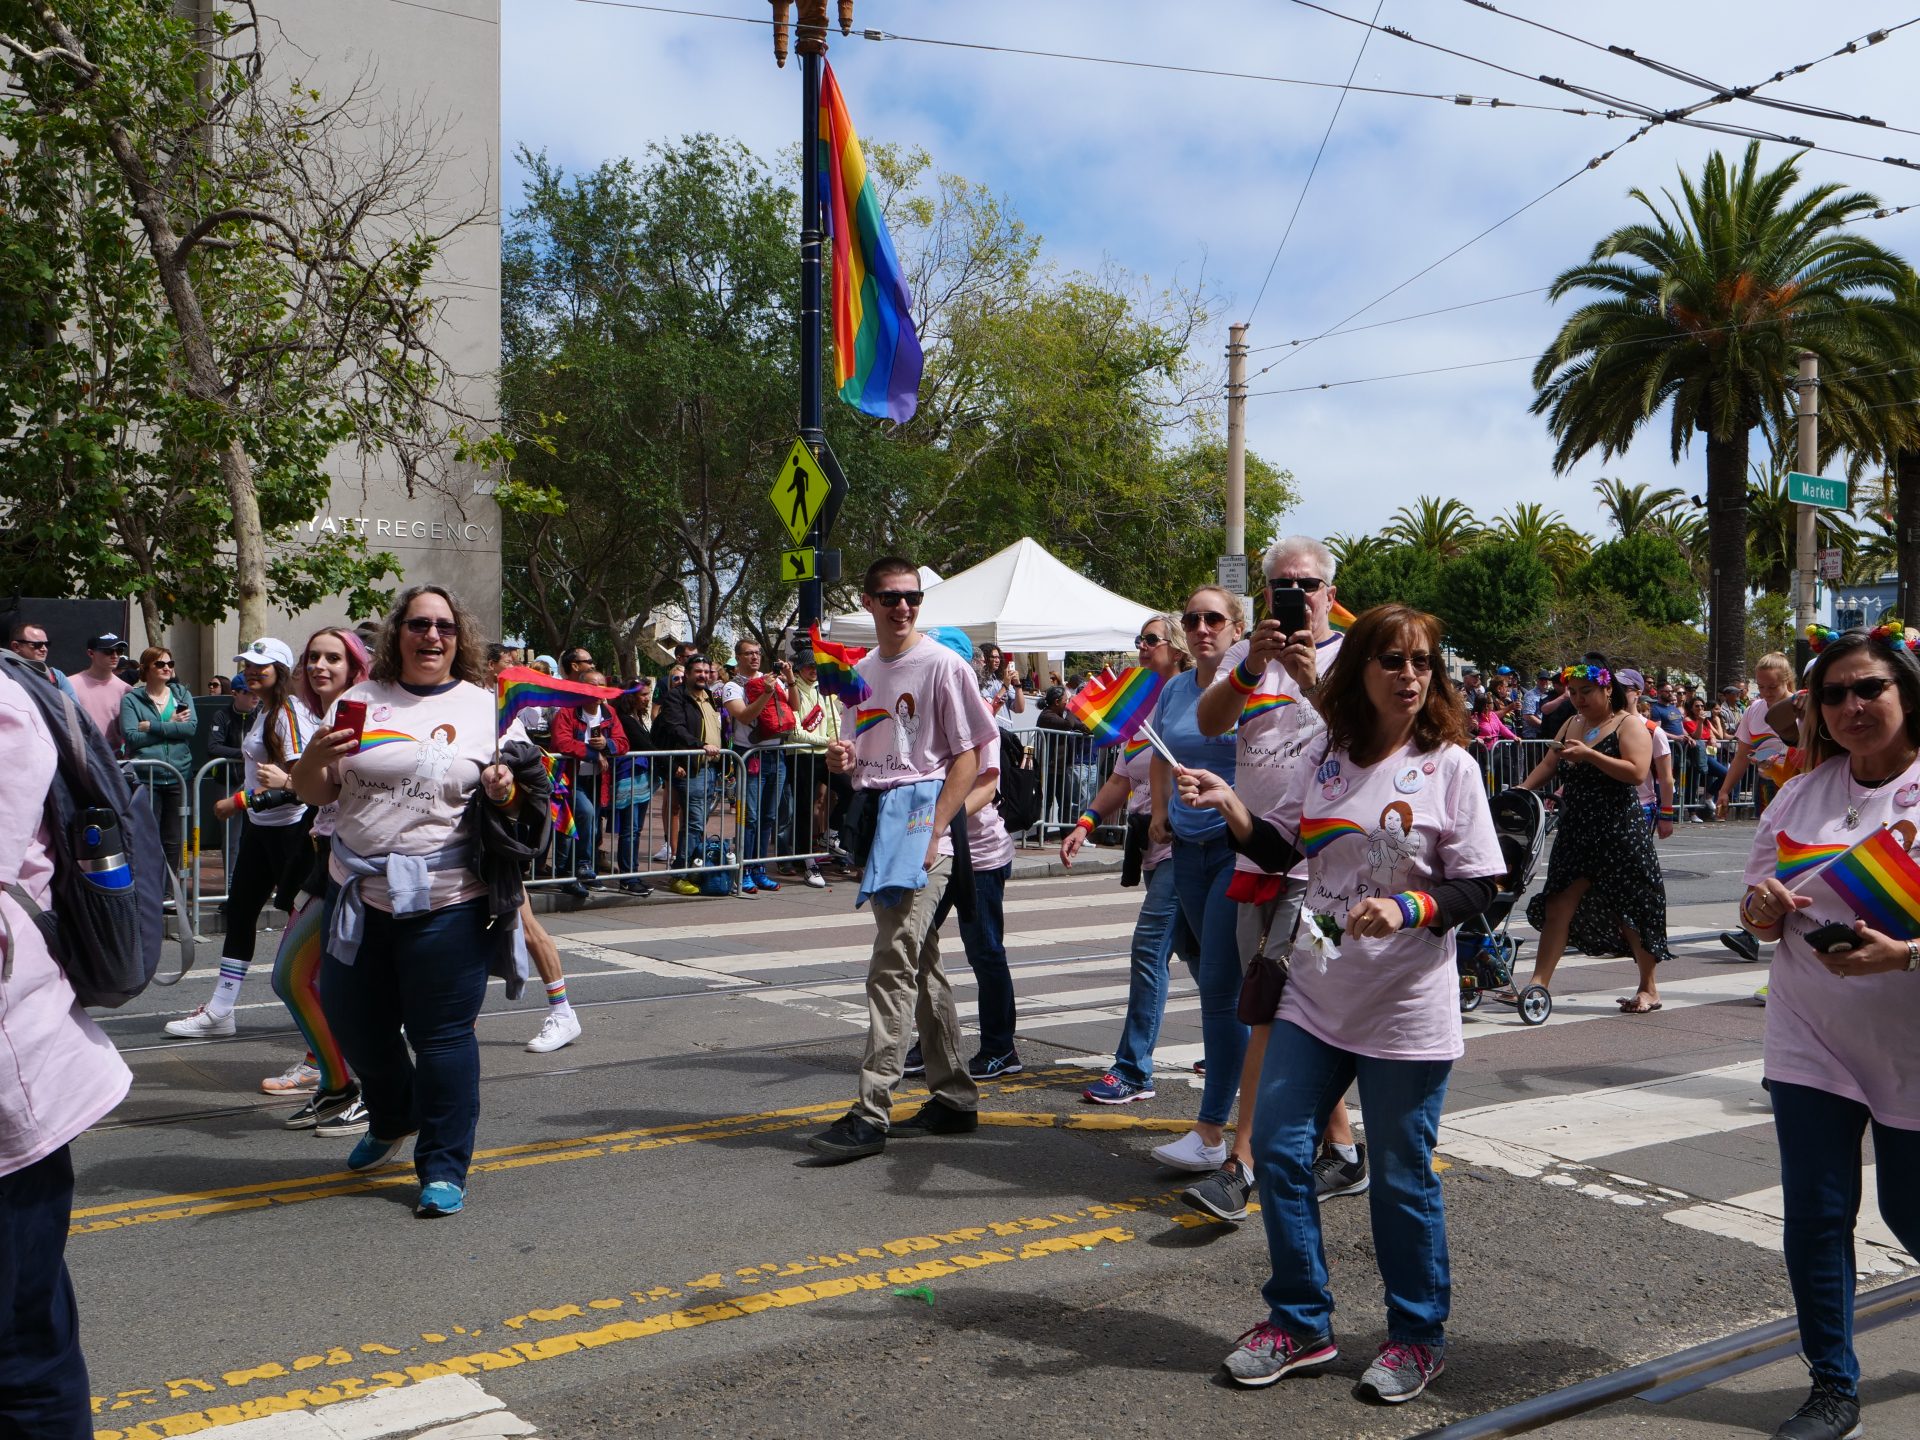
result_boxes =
[753,867,780,892]
[347,1130,414,1171]
[415,1181,465,1217]
[738,872,757,896]
[1083,1071,1155,1105]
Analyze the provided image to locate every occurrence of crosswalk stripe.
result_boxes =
[1667,1172,1913,1274]
[1441,1060,1770,1161]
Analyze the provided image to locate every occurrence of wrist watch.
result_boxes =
[1907,940,1919,973]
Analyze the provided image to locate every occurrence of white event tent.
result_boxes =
[827,537,1154,651]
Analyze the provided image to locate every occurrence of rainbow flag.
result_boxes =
[820,63,923,422]
[541,753,576,839]
[853,706,888,737]
[1775,834,1849,885]
[1066,666,1167,748]
[496,666,621,731]
[1818,826,1920,939]
[1329,601,1355,635]
[1241,692,1296,723]
[1299,816,1365,857]
[809,625,871,705]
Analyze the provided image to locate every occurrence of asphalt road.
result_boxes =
[72,820,1919,1439]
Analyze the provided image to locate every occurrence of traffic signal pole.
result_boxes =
[797,32,825,638]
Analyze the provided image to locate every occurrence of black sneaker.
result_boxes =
[806,1111,886,1161]
[1772,1378,1862,1440]
[1183,1160,1254,1222]
[902,1043,926,1077]
[967,1050,1023,1081]
[620,878,652,896]
[282,1083,360,1131]
[1721,929,1762,962]
[1314,1140,1370,1201]
[889,1097,978,1138]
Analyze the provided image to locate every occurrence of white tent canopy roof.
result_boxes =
[827,537,1154,651]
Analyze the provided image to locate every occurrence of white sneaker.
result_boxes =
[164,1006,236,1039]
[653,843,673,864]
[803,866,827,889]
[526,1007,582,1054]
[261,1060,320,1095]
[1151,1129,1230,1173]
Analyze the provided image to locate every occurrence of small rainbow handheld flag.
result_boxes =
[853,707,888,737]
[1775,834,1849,885]
[1241,692,1297,723]
[496,666,622,731]
[1066,666,1167,748]
[1328,601,1356,635]
[541,753,577,839]
[809,625,871,705]
[1817,826,1920,939]
[1299,816,1365,857]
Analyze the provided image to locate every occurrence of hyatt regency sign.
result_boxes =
[301,514,496,546]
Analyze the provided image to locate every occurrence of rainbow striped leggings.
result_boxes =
[270,880,352,1094]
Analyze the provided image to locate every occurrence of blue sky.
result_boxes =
[501,0,1920,551]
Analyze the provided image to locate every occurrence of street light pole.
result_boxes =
[1226,323,1248,609]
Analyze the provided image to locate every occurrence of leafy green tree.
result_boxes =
[1573,533,1701,628]
[1334,544,1443,617]
[1489,503,1591,583]
[1435,540,1553,670]
[1747,591,1795,658]
[1532,142,1920,692]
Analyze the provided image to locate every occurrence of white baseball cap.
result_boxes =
[233,637,295,670]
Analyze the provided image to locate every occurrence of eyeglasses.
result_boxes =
[1374,651,1435,674]
[868,590,924,609]
[1817,676,1897,707]
[1266,575,1325,593]
[11,639,47,651]
[151,660,175,669]
[1181,610,1229,631]
[1134,633,1169,648]
[403,617,460,638]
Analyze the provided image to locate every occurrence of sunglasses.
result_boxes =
[1267,575,1326,592]
[868,590,924,609]
[1374,651,1435,674]
[1817,676,1897,707]
[1134,633,1169,648]
[151,660,175,669]
[1181,610,1229,631]
[403,617,460,638]
[12,639,47,651]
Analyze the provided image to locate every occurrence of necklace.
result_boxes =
[1844,752,1920,828]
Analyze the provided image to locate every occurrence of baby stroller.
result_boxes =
[1456,787,1552,1025]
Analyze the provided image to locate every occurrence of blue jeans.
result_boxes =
[1255,1019,1453,1345]
[0,1146,90,1438]
[957,862,1015,1056]
[1170,835,1248,1126]
[674,767,717,866]
[321,899,491,1187]
[741,750,786,865]
[1111,859,1200,1085]
[565,785,600,879]
[1771,1079,1920,1398]
[615,798,650,873]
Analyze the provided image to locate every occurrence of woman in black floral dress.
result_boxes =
[1515,661,1673,1013]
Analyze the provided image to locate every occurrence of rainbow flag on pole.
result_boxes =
[541,753,577,839]
[820,63,923,423]
[809,625,871,705]
[1066,666,1167,748]
[496,666,622,732]
[1817,826,1920,939]
[1329,601,1356,635]
[1775,834,1849,885]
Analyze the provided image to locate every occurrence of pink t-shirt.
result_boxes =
[1636,720,1671,808]
[71,670,131,752]
[1744,754,1920,1128]
[1117,740,1170,870]
[328,679,530,912]
[1214,634,1343,878]
[1267,735,1505,1060]
[842,636,997,790]
[968,793,1014,871]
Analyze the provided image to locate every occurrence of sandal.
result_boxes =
[1616,995,1663,1014]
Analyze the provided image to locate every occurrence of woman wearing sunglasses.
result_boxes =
[1734,624,1920,1440]
[1175,604,1502,1402]
[1514,659,1672,1014]
[1144,585,1250,1176]
[293,585,538,1218]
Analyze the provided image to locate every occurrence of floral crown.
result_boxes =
[1560,663,1611,687]
[1806,617,1919,655]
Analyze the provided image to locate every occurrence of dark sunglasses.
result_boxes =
[1135,633,1169,648]
[12,639,47,651]
[1181,610,1229,631]
[1374,651,1436,674]
[403,617,460,638]
[1267,575,1325,593]
[868,590,924,609]
[1817,676,1897,707]
[151,660,175,668]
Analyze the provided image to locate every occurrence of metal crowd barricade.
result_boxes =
[189,757,244,936]
[120,757,191,930]
[1017,726,1116,846]
[525,746,745,895]
[748,739,835,876]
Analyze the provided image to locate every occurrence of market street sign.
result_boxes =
[1787,471,1849,510]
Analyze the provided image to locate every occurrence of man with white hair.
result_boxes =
[1184,535,1366,1223]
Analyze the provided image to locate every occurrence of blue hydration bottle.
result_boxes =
[78,808,134,893]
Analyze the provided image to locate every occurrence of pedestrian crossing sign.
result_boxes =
[781,547,816,583]
[770,440,831,546]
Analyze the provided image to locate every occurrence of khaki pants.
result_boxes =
[855,856,979,1126]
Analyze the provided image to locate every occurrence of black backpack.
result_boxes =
[994,730,1042,835]
[0,652,184,1006]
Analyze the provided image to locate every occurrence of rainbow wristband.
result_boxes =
[1227,662,1260,696]
[1075,810,1099,835]
[232,789,250,811]
[490,780,517,808]
[1659,808,1676,822]
[1393,891,1438,929]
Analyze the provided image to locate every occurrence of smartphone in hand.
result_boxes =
[1272,585,1308,637]
[332,699,368,745]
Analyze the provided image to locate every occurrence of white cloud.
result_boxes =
[502,0,1920,545]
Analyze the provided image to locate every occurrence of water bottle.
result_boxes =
[77,807,134,892]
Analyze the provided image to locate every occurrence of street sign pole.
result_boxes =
[796,14,826,646]
[1794,353,1819,674]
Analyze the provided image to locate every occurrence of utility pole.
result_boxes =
[1226,323,1249,607]
[1794,352,1819,673]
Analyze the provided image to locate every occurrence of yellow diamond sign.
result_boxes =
[769,439,831,547]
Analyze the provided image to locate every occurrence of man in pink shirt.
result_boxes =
[69,632,132,753]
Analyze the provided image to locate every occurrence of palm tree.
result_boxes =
[1490,502,1590,580]
[1532,142,1920,691]
[1384,496,1480,559]
[1591,478,1685,538]
[1326,531,1388,570]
